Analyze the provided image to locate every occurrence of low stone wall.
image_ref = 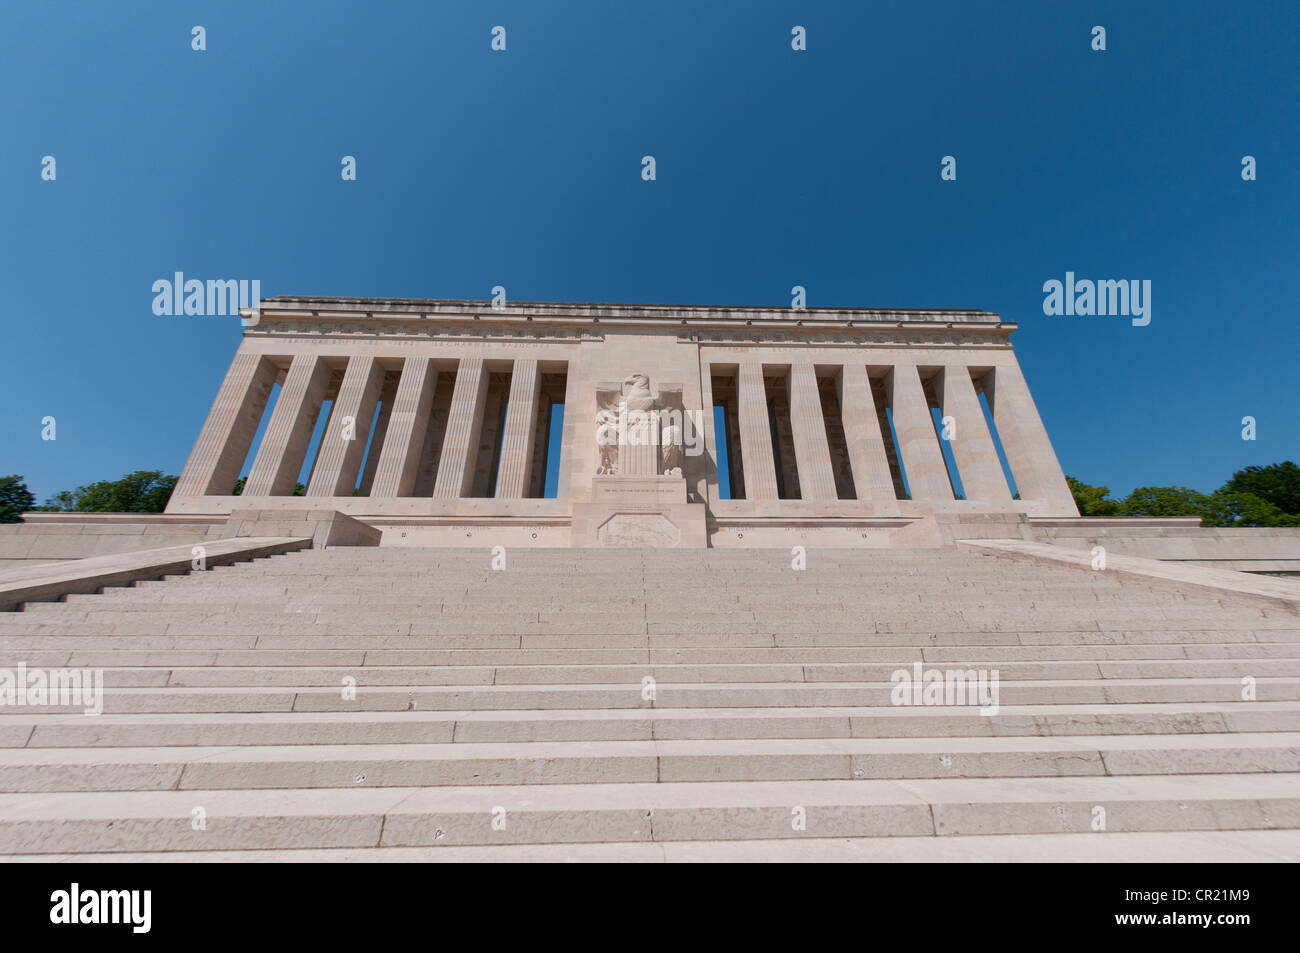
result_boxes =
[1027,519,1300,573]
[5,511,1299,569]
[222,509,381,548]
[0,515,228,567]
[0,536,313,612]
[1,510,381,566]
[960,538,1300,611]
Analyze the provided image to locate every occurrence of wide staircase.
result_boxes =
[1,546,1299,861]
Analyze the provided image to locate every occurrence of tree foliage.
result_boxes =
[231,476,304,496]
[1065,477,1121,517]
[0,475,36,523]
[1220,461,1300,515]
[1068,462,1300,527]
[1119,485,1212,518]
[42,471,177,513]
[1204,491,1300,528]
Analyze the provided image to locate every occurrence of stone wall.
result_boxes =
[1028,519,1300,573]
[7,510,1297,572]
[0,516,227,567]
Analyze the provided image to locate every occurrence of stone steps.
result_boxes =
[3,659,1298,686]
[11,829,1298,862]
[7,644,1300,663]
[4,734,1300,792]
[3,679,1297,714]
[3,545,1300,858]
[19,611,1283,631]
[6,634,1295,649]
[7,642,1300,665]
[6,702,1299,747]
[4,774,1299,853]
[5,623,1295,642]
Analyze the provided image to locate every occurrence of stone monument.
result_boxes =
[165,296,1079,547]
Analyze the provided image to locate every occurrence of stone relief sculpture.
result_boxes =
[623,373,655,412]
[660,417,683,478]
[595,408,620,475]
[594,373,685,478]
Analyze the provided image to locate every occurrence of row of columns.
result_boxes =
[175,349,1072,509]
[725,361,1074,507]
[174,353,546,500]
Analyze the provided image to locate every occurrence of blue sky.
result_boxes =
[3,0,1296,504]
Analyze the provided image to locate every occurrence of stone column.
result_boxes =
[837,364,896,501]
[527,384,554,499]
[723,401,746,499]
[470,380,507,497]
[370,358,437,498]
[432,357,490,499]
[938,365,1011,501]
[357,374,398,496]
[306,355,384,497]
[985,361,1077,512]
[172,351,277,500]
[736,363,778,500]
[889,364,953,501]
[786,364,837,500]
[694,361,718,504]
[496,359,541,498]
[243,354,331,497]
[413,375,455,496]
[556,363,584,501]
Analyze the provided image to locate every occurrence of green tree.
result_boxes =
[1118,486,1214,520]
[1220,461,1300,515]
[1066,476,1121,517]
[0,475,36,523]
[1204,491,1300,528]
[42,470,178,513]
[231,476,304,496]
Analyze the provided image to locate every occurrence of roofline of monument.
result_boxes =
[250,296,1012,328]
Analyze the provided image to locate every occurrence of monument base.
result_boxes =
[571,476,707,548]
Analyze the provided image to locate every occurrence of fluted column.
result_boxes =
[358,375,398,496]
[306,355,384,497]
[171,351,277,500]
[243,354,331,497]
[432,357,490,499]
[695,366,719,503]
[736,363,778,500]
[370,358,437,498]
[786,364,837,500]
[985,361,1077,513]
[889,364,953,501]
[723,399,746,499]
[938,365,1010,501]
[837,364,895,501]
[495,359,541,498]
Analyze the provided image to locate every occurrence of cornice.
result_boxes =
[240,296,1016,344]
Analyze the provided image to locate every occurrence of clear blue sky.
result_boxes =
[3,0,1296,504]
